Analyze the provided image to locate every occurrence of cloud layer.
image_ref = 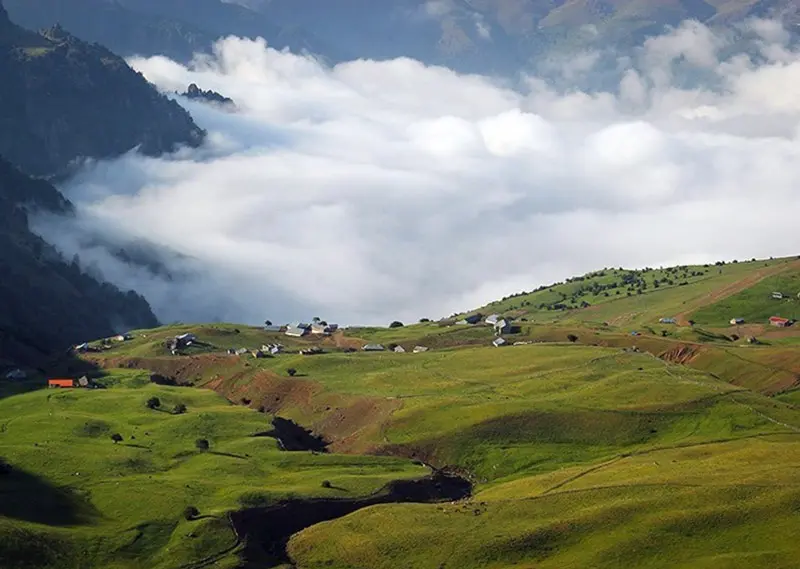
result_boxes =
[33,20,800,326]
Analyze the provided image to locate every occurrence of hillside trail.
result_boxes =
[675,259,800,326]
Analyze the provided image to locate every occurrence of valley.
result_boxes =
[3,257,800,568]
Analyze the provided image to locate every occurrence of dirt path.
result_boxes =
[675,260,800,326]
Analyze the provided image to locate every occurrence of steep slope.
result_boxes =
[0,157,158,366]
[0,1,205,177]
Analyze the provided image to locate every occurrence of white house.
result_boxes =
[263,325,283,333]
[363,344,385,352]
[772,292,784,300]
[285,323,311,337]
[394,345,406,353]
[730,318,745,325]
[494,319,513,335]
[311,323,337,335]
[412,346,429,353]
[485,314,501,326]
[659,318,676,324]
[492,337,507,347]
[4,369,25,380]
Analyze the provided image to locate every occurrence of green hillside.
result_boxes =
[3,255,800,568]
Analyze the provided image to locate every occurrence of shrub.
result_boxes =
[389,321,404,328]
[286,368,297,377]
[567,334,578,343]
[173,403,187,415]
[321,480,332,489]
[195,439,210,451]
[111,433,123,444]
[183,506,200,520]
[145,397,161,410]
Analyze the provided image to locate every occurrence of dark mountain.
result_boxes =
[3,0,345,65]
[0,2,205,177]
[0,156,158,367]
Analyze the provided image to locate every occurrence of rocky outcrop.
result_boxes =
[0,4,206,177]
[181,83,235,108]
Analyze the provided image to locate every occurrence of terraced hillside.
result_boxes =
[2,255,800,568]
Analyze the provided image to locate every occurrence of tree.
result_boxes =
[688,320,696,327]
[286,368,297,377]
[321,480,332,489]
[264,320,272,326]
[419,318,431,323]
[389,321,404,328]
[111,433,123,444]
[0,457,12,476]
[183,505,200,520]
[661,330,668,337]
[567,334,578,343]
[312,317,321,324]
[173,403,187,415]
[145,397,161,410]
[195,439,210,451]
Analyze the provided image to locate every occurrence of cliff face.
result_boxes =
[0,156,159,366]
[0,4,205,177]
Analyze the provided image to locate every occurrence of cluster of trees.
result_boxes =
[145,397,187,414]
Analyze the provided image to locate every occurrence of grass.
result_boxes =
[0,370,425,568]
[5,254,800,568]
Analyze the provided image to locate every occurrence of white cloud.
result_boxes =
[32,21,800,327]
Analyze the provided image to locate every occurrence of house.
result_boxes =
[285,323,311,337]
[769,316,791,328]
[235,348,249,356]
[412,346,429,353]
[492,337,507,347]
[270,345,283,355]
[5,369,26,380]
[300,346,324,356]
[456,319,469,325]
[252,349,267,358]
[730,318,745,325]
[394,345,406,353]
[263,325,283,333]
[363,344,385,352]
[74,343,90,353]
[77,376,92,388]
[227,348,237,355]
[311,323,334,335]
[457,314,482,325]
[176,333,196,344]
[485,314,501,326]
[772,292,784,300]
[659,318,676,324]
[494,319,513,335]
[48,379,74,388]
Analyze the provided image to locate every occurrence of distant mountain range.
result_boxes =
[5,0,799,75]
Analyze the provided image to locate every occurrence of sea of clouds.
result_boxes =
[32,19,800,326]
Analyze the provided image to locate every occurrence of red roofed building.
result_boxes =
[48,379,75,388]
[769,316,791,328]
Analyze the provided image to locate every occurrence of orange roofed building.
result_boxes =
[48,379,75,388]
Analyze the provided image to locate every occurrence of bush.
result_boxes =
[389,321,404,328]
[286,368,297,377]
[145,397,161,410]
[173,403,187,415]
[567,334,578,343]
[111,433,123,444]
[0,457,12,476]
[321,480,332,489]
[183,505,200,520]
[195,439,210,451]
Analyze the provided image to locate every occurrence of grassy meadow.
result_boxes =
[4,255,800,568]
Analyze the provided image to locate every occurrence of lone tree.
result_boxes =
[567,334,579,343]
[183,505,200,520]
[145,397,161,410]
[389,321,404,328]
[195,439,210,452]
[321,480,332,489]
[111,433,123,444]
[286,368,297,377]
[173,403,187,415]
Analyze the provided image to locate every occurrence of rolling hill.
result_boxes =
[2,254,800,568]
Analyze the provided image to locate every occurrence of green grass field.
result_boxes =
[4,255,800,568]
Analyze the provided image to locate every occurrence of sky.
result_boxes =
[32,19,800,327]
